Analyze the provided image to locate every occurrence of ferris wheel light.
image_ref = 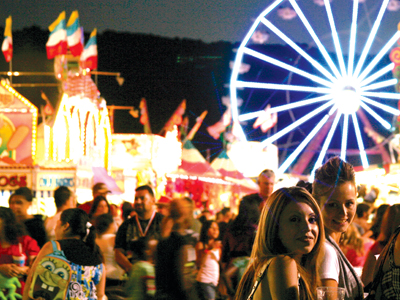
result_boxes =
[360,96,400,116]
[361,91,400,100]
[260,17,338,82]
[347,0,359,76]
[359,102,392,129]
[243,47,334,87]
[231,0,400,175]
[323,0,347,76]
[352,112,369,168]
[334,88,361,115]
[289,0,342,79]
[278,114,330,175]
[353,0,391,78]
[312,110,341,176]
[357,31,400,82]
[238,94,333,121]
[261,100,335,147]
[360,79,398,92]
[360,63,395,87]
[235,81,331,94]
[341,114,349,161]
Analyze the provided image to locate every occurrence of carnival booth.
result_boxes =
[110,131,182,201]
[0,79,37,206]
[166,140,232,214]
[210,149,259,210]
[35,73,121,211]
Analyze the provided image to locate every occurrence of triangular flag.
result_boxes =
[207,106,231,140]
[66,11,84,57]
[46,11,68,59]
[187,110,208,140]
[139,98,152,134]
[80,28,97,70]
[2,16,12,62]
[163,99,186,133]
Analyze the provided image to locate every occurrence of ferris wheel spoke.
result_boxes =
[278,113,331,175]
[360,79,398,92]
[235,81,331,94]
[341,114,349,161]
[358,31,400,82]
[360,63,395,87]
[288,0,342,78]
[348,0,360,76]
[323,0,347,76]
[359,102,391,129]
[361,91,400,100]
[260,100,335,147]
[238,94,333,121]
[312,109,341,176]
[260,18,337,82]
[353,0,390,78]
[360,96,400,116]
[351,112,369,168]
[243,47,334,87]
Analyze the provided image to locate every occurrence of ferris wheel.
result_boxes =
[230,0,400,176]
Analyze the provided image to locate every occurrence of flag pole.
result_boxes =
[9,58,12,85]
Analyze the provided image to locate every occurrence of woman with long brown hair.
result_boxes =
[235,186,325,300]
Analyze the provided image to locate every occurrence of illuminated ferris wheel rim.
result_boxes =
[229,0,400,176]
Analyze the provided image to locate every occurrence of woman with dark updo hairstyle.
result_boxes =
[23,208,106,300]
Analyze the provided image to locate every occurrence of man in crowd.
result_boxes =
[114,185,164,274]
[45,186,76,240]
[241,169,275,211]
[218,207,232,241]
[9,187,48,248]
[78,182,111,214]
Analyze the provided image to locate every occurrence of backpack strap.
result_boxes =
[247,259,273,300]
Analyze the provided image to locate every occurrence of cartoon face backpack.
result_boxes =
[29,241,72,300]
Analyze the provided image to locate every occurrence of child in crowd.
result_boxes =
[195,220,221,300]
[125,238,156,300]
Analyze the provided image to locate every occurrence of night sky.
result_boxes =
[2,0,399,44]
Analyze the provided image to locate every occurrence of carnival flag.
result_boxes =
[41,91,55,116]
[187,110,208,140]
[139,98,152,134]
[66,11,84,57]
[253,104,277,133]
[80,28,98,70]
[163,99,186,133]
[2,16,12,62]
[207,106,231,140]
[46,11,68,59]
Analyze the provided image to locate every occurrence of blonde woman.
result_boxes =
[235,186,325,300]
[313,157,364,300]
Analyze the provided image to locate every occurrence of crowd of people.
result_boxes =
[0,156,399,299]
